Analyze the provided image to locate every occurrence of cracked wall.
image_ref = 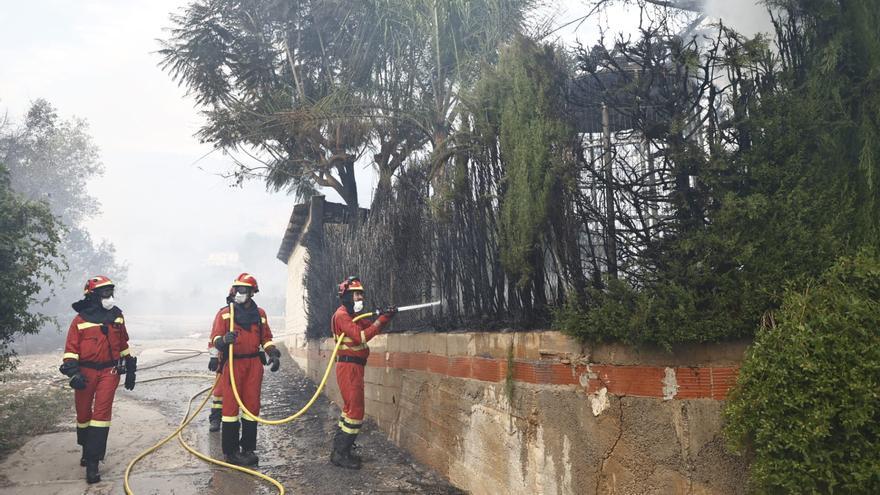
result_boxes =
[282,331,749,494]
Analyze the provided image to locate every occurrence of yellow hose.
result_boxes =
[225,307,372,425]
[125,309,374,493]
[123,375,215,494]
[123,374,285,495]
[174,386,285,494]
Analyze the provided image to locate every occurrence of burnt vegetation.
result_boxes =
[161,1,880,350]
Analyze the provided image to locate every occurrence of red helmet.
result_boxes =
[231,273,259,293]
[337,276,364,297]
[83,275,114,295]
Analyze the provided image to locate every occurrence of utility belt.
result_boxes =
[79,360,117,370]
[336,355,367,366]
[218,350,267,369]
[233,352,262,360]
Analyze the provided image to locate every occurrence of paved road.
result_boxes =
[0,338,464,495]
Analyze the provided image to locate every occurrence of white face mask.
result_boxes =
[352,300,364,313]
[101,296,116,310]
[234,292,248,304]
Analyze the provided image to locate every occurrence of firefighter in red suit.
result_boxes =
[210,273,281,466]
[330,276,397,469]
[59,275,136,484]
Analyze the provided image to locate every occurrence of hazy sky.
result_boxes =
[0,0,771,317]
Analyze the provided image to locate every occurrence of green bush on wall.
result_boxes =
[724,250,880,493]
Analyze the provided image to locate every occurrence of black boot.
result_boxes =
[87,426,109,462]
[83,426,104,483]
[349,441,362,463]
[209,408,222,433]
[85,459,101,484]
[342,432,361,467]
[83,425,109,483]
[330,431,361,470]
[239,419,259,466]
[221,421,247,465]
[77,426,88,467]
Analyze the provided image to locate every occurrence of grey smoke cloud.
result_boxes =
[702,0,774,37]
[0,0,292,320]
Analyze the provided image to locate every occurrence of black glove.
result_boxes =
[124,356,137,391]
[59,360,80,377]
[215,332,237,352]
[266,347,281,372]
[208,357,219,372]
[60,360,87,389]
[69,373,87,390]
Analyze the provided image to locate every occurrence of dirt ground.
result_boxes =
[0,337,464,494]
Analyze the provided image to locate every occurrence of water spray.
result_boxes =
[394,300,441,313]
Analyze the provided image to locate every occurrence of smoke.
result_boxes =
[701,0,774,37]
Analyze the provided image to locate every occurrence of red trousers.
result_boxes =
[75,367,120,427]
[336,362,365,433]
[219,356,262,421]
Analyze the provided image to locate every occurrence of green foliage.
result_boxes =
[0,164,62,371]
[160,0,533,210]
[558,0,880,347]
[0,100,126,322]
[474,37,575,287]
[724,250,880,493]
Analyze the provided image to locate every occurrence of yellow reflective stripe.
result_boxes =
[211,403,223,409]
[263,340,275,349]
[77,421,90,429]
[360,330,366,344]
[90,420,111,428]
[338,420,363,430]
[221,313,231,320]
[114,317,124,324]
[341,414,363,425]
[63,352,79,360]
[222,415,240,423]
[261,317,267,324]
[212,395,222,401]
[338,423,360,434]
[77,322,101,330]
[241,413,257,422]
[341,335,368,350]
[341,344,368,351]
[119,348,131,357]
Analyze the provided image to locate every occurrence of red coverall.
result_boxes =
[210,304,274,455]
[331,306,390,435]
[62,313,130,458]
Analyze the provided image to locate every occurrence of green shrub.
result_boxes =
[555,271,760,349]
[724,250,880,493]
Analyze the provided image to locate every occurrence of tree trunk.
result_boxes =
[336,160,360,226]
[602,103,618,278]
[373,166,394,211]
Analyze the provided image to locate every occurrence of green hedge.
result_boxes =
[724,250,880,493]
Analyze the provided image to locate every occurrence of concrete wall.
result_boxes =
[278,330,749,495]
[282,233,310,371]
